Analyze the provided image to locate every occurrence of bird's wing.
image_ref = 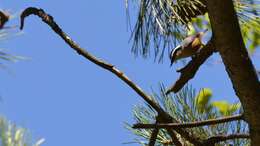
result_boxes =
[170,45,182,66]
[181,35,196,48]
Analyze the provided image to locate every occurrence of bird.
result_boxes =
[170,29,208,66]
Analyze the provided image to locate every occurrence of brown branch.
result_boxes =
[0,10,9,29]
[166,39,216,94]
[202,133,250,145]
[155,116,183,146]
[20,7,165,117]
[154,133,250,146]
[20,7,205,146]
[148,129,159,146]
[166,130,182,146]
[206,0,260,145]
[148,116,160,146]
[133,114,244,129]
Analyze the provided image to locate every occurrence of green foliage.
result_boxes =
[211,101,241,116]
[126,85,249,146]
[0,116,45,146]
[235,0,260,53]
[127,0,260,61]
[195,88,212,113]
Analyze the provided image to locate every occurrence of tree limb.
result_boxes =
[206,0,260,145]
[20,7,166,118]
[20,7,204,146]
[166,39,216,94]
[133,114,244,129]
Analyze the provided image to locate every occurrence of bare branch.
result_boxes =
[133,114,244,129]
[166,39,216,94]
[20,6,166,117]
[20,7,203,146]
[202,133,250,145]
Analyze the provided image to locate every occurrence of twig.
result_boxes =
[155,116,183,146]
[166,39,216,94]
[148,127,159,146]
[148,116,160,146]
[202,133,250,145]
[20,7,204,146]
[133,114,244,129]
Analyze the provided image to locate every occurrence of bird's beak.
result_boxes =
[203,28,208,34]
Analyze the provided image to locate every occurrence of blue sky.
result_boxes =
[0,1,259,146]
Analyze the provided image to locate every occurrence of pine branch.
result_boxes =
[133,114,244,129]
[20,7,204,146]
[202,133,250,145]
[148,116,160,146]
[157,133,250,145]
[166,39,216,94]
[148,128,159,146]
[150,116,183,146]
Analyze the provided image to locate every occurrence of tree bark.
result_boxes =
[206,0,260,145]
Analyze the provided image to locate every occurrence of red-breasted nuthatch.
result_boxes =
[170,29,208,66]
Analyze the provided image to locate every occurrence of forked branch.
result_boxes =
[20,7,205,146]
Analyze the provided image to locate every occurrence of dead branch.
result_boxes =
[133,114,244,129]
[166,39,216,94]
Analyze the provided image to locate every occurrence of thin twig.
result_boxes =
[155,116,183,146]
[166,39,216,94]
[148,116,160,146]
[133,114,244,129]
[20,7,204,146]
[149,126,159,146]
